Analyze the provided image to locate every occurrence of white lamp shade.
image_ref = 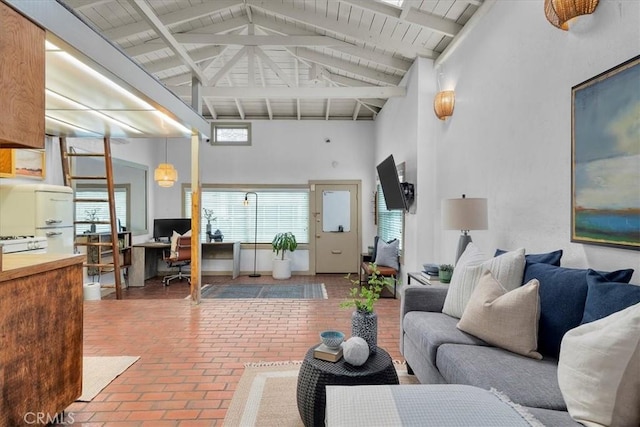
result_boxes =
[154,163,178,188]
[442,197,488,231]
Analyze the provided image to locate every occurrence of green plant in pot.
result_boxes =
[341,263,385,353]
[439,264,454,283]
[271,232,297,279]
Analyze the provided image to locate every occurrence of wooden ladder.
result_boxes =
[60,136,124,300]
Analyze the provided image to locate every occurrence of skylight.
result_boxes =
[379,0,404,7]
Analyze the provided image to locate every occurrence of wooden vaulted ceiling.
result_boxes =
[60,0,487,121]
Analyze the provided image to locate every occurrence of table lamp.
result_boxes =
[442,194,488,263]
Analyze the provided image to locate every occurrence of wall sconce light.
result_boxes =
[544,0,599,30]
[434,90,455,120]
[154,138,178,187]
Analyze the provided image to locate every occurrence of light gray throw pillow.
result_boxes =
[374,238,399,270]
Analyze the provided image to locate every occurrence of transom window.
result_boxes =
[183,187,309,243]
[211,123,251,146]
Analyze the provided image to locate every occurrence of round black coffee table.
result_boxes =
[296,345,399,427]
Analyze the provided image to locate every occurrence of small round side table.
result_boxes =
[296,345,399,427]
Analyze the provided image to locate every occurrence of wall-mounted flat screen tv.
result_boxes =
[376,154,413,211]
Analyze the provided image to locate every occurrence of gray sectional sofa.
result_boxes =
[400,284,579,426]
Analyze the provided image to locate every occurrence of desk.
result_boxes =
[129,241,240,286]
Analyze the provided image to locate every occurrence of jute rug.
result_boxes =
[223,361,418,426]
[78,356,140,401]
[201,283,327,299]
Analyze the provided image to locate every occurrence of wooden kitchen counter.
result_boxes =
[0,252,84,426]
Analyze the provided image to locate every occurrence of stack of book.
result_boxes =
[420,271,440,281]
[314,343,343,362]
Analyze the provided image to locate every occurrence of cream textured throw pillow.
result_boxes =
[443,245,525,318]
[170,229,191,257]
[558,303,640,427]
[457,271,542,359]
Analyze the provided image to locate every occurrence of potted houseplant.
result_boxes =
[341,264,385,353]
[271,231,297,279]
[85,208,100,233]
[203,208,216,242]
[439,264,454,283]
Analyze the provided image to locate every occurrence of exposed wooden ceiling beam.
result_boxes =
[104,0,242,41]
[143,46,224,74]
[255,47,295,87]
[170,85,405,99]
[208,46,247,86]
[170,34,355,47]
[128,0,207,84]
[253,16,411,73]
[341,0,462,37]
[290,48,401,86]
[125,17,248,58]
[246,0,435,59]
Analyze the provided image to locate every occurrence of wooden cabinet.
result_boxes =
[0,1,45,149]
[78,231,132,277]
[0,254,84,426]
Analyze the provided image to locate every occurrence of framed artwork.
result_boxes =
[571,55,640,250]
[14,149,45,179]
[0,149,15,178]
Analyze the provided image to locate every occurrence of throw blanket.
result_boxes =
[325,384,543,426]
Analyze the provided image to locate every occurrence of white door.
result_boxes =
[314,183,360,273]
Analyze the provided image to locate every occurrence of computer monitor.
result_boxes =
[153,218,191,241]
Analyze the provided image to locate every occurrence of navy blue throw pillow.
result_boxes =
[523,263,634,358]
[494,249,563,266]
[582,269,640,324]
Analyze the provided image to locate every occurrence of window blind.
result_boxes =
[184,189,309,243]
[75,188,127,233]
[377,184,403,249]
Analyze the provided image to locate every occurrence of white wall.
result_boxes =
[385,1,640,281]
[152,120,376,274]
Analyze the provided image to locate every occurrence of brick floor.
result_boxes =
[59,274,403,426]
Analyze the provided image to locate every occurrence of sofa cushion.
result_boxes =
[403,311,487,366]
[436,344,565,411]
[525,408,581,427]
[558,303,640,427]
[457,271,542,359]
[582,269,640,324]
[443,246,525,318]
[523,263,634,358]
[495,248,563,266]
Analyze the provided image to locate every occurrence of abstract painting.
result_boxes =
[572,55,640,250]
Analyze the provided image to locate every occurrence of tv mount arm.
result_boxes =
[400,182,415,209]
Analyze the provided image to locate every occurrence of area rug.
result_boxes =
[78,356,140,401]
[201,283,327,299]
[223,361,417,426]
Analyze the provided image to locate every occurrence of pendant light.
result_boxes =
[154,138,177,188]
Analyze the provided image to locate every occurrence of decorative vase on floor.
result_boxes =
[351,310,377,354]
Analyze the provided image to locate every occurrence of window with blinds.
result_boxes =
[75,186,128,233]
[184,189,309,243]
[376,184,404,249]
[376,161,404,249]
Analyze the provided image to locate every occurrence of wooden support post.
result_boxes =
[190,132,202,304]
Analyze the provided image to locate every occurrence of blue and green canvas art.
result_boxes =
[572,56,640,249]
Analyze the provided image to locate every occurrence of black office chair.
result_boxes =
[162,236,191,286]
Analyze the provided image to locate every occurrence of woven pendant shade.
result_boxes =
[154,163,178,188]
[434,91,455,120]
[544,0,599,30]
[154,138,178,187]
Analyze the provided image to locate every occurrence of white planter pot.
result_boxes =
[83,282,101,301]
[272,258,291,280]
